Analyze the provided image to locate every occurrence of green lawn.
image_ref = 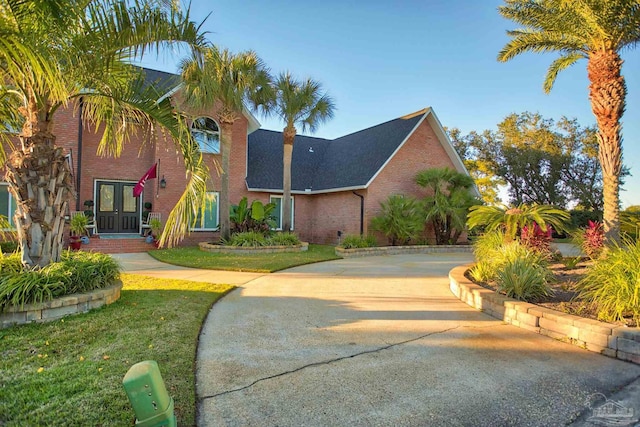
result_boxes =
[149,244,341,272]
[0,274,233,426]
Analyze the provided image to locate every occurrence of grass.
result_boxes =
[0,274,233,426]
[149,244,341,272]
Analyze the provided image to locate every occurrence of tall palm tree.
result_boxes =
[497,0,640,242]
[415,167,480,245]
[269,72,335,232]
[180,46,273,240]
[0,0,207,267]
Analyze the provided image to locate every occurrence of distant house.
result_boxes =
[1,68,475,249]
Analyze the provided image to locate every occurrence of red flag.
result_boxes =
[133,163,157,197]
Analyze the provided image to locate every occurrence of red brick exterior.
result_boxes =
[5,99,463,247]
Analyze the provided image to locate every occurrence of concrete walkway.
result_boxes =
[115,252,640,427]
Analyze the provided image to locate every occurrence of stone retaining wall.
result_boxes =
[199,242,309,254]
[0,281,123,329]
[336,245,473,258]
[449,265,640,365]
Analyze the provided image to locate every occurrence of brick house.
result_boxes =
[0,69,474,250]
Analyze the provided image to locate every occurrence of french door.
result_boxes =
[96,181,140,233]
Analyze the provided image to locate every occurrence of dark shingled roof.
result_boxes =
[247,113,424,192]
[139,68,180,98]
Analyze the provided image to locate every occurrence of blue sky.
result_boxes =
[139,0,640,208]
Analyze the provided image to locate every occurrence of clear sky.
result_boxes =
[138,0,640,208]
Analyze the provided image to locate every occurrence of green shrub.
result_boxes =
[225,231,268,247]
[0,251,120,309]
[495,252,552,301]
[0,240,19,253]
[370,194,424,245]
[469,261,495,283]
[268,232,301,246]
[339,234,377,249]
[577,239,640,324]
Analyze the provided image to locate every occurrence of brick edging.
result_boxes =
[199,241,309,254]
[0,280,123,329]
[449,265,640,365]
[336,245,473,258]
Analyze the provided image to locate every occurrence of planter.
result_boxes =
[335,245,473,258]
[199,241,309,254]
[69,235,82,250]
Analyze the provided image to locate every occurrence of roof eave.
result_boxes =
[247,184,368,195]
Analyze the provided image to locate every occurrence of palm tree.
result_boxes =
[180,46,273,240]
[497,0,640,242]
[467,203,570,240]
[269,72,335,232]
[0,0,206,267]
[416,167,480,245]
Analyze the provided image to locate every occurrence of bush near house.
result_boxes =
[338,234,377,249]
[371,194,424,246]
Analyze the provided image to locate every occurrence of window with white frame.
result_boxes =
[191,117,220,154]
[0,184,17,228]
[193,191,219,230]
[270,195,294,231]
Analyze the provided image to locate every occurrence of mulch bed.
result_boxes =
[466,258,637,327]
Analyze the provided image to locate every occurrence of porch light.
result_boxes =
[160,176,167,189]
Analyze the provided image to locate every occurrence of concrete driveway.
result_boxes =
[195,253,640,427]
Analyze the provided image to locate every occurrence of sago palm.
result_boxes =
[268,72,335,232]
[0,0,206,267]
[467,203,570,240]
[180,46,273,240]
[498,0,640,242]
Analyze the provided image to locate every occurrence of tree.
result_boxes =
[268,72,335,232]
[467,203,570,240]
[180,46,273,240]
[498,0,640,242]
[415,167,480,245]
[0,0,207,267]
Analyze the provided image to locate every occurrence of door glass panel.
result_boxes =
[122,185,136,212]
[99,185,114,212]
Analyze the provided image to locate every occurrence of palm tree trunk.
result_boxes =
[5,131,74,268]
[282,125,295,232]
[587,50,626,243]
[218,120,234,241]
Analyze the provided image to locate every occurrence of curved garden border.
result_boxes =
[0,280,123,329]
[449,264,640,365]
[336,245,473,258]
[199,241,309,254]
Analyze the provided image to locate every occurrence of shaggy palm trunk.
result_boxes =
[5,130,74,268]
[587,50,625,243]
[281,125,296,232]
[219,120,234,241]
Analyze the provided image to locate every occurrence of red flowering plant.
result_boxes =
[581,220,605,259]
[520,222,553,258]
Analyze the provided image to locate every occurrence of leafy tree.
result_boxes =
[371,195,424,245]
[268,72,335,232]
[415,167,480,245]
[0,0,206,267]
[180,46,273,240]
[498,0,640,242]
[467,203,570,241]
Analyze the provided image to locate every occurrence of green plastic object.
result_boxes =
[123,360,176,427]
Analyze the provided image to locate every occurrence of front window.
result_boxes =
[0,184,17,228]
[193,192,219,230]
[270,195,294,231]
[191,117,220,154]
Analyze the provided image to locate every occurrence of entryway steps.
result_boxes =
[75,236,153,254]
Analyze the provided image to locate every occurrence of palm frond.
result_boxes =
[543,52,584,93]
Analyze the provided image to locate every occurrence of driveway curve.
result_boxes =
[194,253,639,427]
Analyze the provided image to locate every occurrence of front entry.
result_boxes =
[96,181,140,233]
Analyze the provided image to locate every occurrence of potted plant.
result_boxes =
[148,217,162,248]
[83,200,95,236]
[69,214,88,250]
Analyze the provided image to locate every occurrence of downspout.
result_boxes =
[75,97,83,211]
[352,191,364,236]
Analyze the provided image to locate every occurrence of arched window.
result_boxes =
[191,117,220,154]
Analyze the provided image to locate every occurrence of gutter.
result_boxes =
[352,191,364,236]
[76,97,83,211]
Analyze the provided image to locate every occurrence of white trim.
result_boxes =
[247,185,367,195]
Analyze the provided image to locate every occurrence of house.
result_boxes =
[0,68,474,250]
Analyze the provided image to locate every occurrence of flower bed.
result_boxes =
[0,280,123,329]
[199,241,309,254]
[449,265,640,365]
[336,245,472,258]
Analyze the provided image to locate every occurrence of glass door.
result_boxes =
[96,181,140,233]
